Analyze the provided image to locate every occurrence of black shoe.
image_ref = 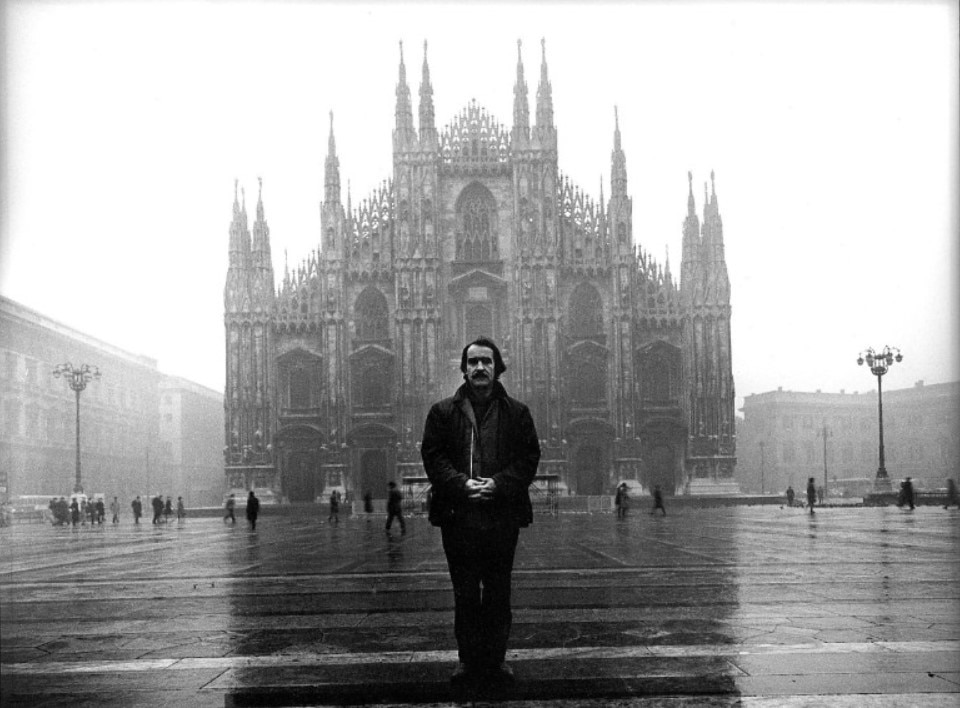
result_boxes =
[487,661,515,685]
[450,662,475,686]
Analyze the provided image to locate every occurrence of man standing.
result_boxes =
[110,496,120,525]
[806,477,817,515]
[246,490,260,530]
[131,496,142,524]
[385,481,405,534]
[421,337,540,689]
[328,489,340,524]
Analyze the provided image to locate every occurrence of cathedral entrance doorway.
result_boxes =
[646,444,676,496]
[359,450,390,500]
[286,452,318,502]
[573,445,605,496]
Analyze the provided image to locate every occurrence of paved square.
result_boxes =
[2,505,958,706]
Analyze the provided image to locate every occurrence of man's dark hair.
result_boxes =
[460,336,507,377]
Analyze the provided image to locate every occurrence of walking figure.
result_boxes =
[897,477,915,510]
[176,496,186,521]
[110,496,120,525]
[385,481,406,533]
[131,496,142,524]
[163,496,173,523]
[95,498,105,525]
[363,490,373,519]
[786,485,795,508]
[224,493,236,524]
[328,489,340,524]
[945,479,959,510]
[151,495,163,524]
[806,477,816,515]
[615,483,630,520]
[651,485,666,516]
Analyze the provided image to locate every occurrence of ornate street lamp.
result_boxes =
[52,362,101,494]
[857,346,902,491]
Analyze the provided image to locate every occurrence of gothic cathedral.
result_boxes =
[223,42,736,502]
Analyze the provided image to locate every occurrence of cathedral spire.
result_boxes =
[324,111,341,206]
[251,177,275,302]
[418,40,437,147]
[535,38,554,132]
[512,39,530,144]
[611,106,628,198]
[228,179,246,266]
[394,40,416,150]
[680,171,702,305]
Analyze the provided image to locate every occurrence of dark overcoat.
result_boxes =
[421,381,540,528]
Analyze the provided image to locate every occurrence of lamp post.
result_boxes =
[817,422,832,499]
[857,346,902,491]
[759,441,765,494]
[52,362,101,494]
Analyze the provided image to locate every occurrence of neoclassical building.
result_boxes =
[223,42,736,501]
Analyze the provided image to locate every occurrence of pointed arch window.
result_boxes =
[456,183,498,262]
[570,360,606,405]
[569,283,603,338]
[289,367,312,409]
[353,360,391,408]
[465,305,493,341]
[355,287,389,341]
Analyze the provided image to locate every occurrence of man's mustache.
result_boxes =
[471,371,489,379]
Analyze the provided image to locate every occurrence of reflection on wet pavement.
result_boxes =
[1,505,957,705]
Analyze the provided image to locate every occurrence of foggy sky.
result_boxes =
[2,1,957,410]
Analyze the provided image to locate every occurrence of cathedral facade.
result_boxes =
[223,42,736,502]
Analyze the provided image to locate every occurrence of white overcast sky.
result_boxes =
[1,0,957,411]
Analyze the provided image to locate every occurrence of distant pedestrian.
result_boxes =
[95,498,105,525]
[385,481,405,533]
[898,477,915,510]
[176,496,186,521]
[817,485,824,505]
[651,485,666,516]
[615,483,629,520]
[806,478,816,515]
[363,490,373,517]
[86,499,96,525]
[944,479,959,510]
[328,489,340,524]
[246,490,260,530]
[110,496,120,525]
[70,498,80,526]
[151,495,163,524]
[224,494,236,524]
[131,496,143,524]
[786,485,795,508]
[163,496,173,523]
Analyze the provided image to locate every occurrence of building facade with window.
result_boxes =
[159,377,225,507]
[738,381,960,496]
[0,296,225,505]
[223,44,736,501]
[0,297,162,501]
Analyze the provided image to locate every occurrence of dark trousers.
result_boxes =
[386,508,405,532]
[440,524,519,669]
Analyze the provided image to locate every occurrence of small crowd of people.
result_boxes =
[49,494,185,526]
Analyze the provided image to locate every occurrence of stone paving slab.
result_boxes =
[2,506,958,706]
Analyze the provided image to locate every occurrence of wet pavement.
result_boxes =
[1,505,958,707]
